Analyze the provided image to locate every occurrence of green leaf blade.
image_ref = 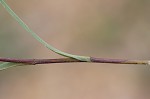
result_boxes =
[0,0,90,62]
[0,62,25,70]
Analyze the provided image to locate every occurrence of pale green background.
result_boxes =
[0,0,150,99]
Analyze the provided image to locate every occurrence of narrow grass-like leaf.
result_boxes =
[0,62,25,70]
[0,0,90,62]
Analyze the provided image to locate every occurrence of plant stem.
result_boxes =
[0,57,149,65]
[90,57,149,65]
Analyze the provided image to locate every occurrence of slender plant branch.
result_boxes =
[0,0,149,70]
[0,57,149,65]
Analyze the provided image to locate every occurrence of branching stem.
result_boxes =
[0,0,149,70]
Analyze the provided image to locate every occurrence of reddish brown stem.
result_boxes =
[0,57,82,65]
[0,57,149,65]
[90,57,148,65]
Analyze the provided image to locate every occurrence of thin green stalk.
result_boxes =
[0,0,90,62]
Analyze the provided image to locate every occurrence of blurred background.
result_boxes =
[0,0,150,99]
